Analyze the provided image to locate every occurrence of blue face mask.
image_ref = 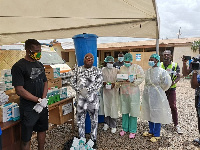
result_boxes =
[118,57,124,62]
[124,62,131,67]
[148,61,155,67]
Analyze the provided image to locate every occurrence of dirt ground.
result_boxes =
[31,78,200,150]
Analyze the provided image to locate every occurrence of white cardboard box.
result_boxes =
[117,74,128,81]
[105,84,112,89]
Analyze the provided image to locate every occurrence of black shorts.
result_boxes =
[20,107,48,142]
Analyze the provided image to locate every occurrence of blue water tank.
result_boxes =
[72,33,98,67]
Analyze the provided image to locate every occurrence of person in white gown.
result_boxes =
[102,56,119,134]
[141,53,172,142]
[118,53,144,139]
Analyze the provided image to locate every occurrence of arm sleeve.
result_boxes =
[86,68,103,93]
[11,65,24,86]
[176,64,180,74]
[160,70,172,91]
[70,68,79,92]
[132,65,145,86]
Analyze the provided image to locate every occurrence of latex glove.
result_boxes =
[80,88,88,98]
[33,103,43,113]
[38,98,48,108]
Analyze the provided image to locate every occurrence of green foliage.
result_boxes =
[191,40,200,52]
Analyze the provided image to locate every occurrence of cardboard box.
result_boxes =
[44,65,60,80]
[49,97,74,125]
[0,103,13,122]
[5,89,20,104]
[48,78,62,88]
[1,69,11,77]
[117,74,128,81]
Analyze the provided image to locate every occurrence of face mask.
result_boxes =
[118,57,124,62]
[29,49,41,60]
[107,63,113,68]
[148,61,155,67]
[124,62,131,67]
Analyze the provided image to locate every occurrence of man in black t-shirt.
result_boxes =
[113,52,124,69]
[11,39,48,150]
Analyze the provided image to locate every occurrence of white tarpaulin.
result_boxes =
[0,0,159,45]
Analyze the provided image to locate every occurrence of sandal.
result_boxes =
[143,131,153,137]
[150,137,161,142]
[120,130,126,136]
[129,133,136,139]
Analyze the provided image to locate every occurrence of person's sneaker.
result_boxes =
[111,128,117,133]
[103,124,109,131]
[175,125,183,134]
[93,140,97,149]
[120,130,126,136]
[129,133,136,139]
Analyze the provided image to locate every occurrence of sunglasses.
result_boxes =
[85,56,93,60]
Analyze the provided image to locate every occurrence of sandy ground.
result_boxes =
[31,78,200,150]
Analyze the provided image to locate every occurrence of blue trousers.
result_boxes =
[85,113,104,133]
[149,121,161,137]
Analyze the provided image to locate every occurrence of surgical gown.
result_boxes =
[141,67,172,124]
[102,67,119,118]
[119,64,144,117]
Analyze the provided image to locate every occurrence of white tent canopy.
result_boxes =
[0,0,159,45]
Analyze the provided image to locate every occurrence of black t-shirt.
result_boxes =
[11,58,47,110]
[113,61,124,69]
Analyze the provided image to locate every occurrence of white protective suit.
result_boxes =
[141,67,172,124]
[102,67,119,118]
[119,64,144,117]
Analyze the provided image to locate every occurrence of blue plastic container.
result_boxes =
[73,33,98,67]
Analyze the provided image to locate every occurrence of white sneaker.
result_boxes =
[176,125,183,134]
[103,124,109,131]
[111,128,117,133]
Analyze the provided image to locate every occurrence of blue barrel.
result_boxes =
[73,33,98,67]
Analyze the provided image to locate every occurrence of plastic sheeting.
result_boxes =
[0,0,159,45]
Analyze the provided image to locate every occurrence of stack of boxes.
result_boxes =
[0,102,20,122]
[44,65,68,105]
[0,69,14,91]
[0,91,9,105]
[44,65,62,88]
[0,69,20,122]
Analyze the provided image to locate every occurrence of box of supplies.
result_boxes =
[105,84,112,89]
[5,89,20,104]
[1,69,11,77]
[44,65,60,80]
[48,97,74,125]
[117,74,128,81]
[48,78,62,88]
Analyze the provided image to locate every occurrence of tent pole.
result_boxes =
[156,38,159,54]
